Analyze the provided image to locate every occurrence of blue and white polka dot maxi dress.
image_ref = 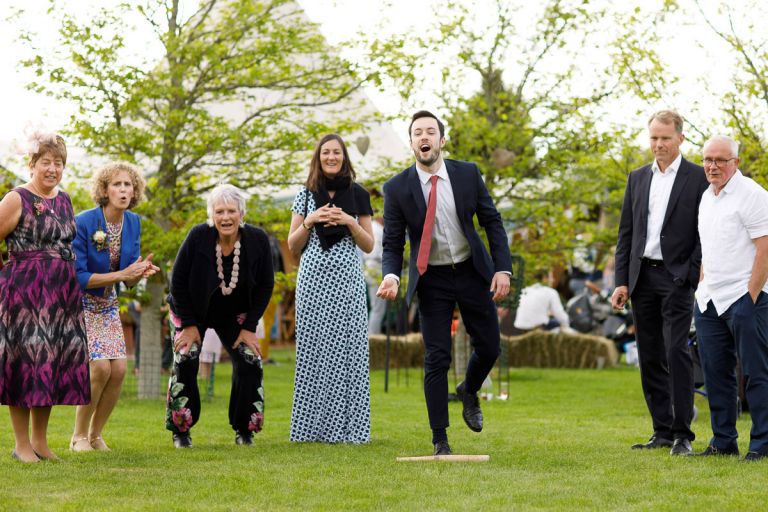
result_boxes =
[290,187,371,443]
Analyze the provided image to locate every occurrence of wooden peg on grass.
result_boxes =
[396,454,490,462]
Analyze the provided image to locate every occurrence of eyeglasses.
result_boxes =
[703,157,736,167]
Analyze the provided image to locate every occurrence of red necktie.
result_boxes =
[417,175,438,275]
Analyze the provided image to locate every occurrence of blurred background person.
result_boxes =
[287,134,374,443]
[514,270,575,334]
[70,162,158,452]
[199,329,223,381]
[166,184,274,448]
[0,132,90,463]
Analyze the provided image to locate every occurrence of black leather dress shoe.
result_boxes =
[456,381,483,432]
[173,433,193,449]
[631,435,673,449]
[235,431,253,446]
[743,449,768,461]
[433,441,452,456]
[670,438,693,456]
[696,444,739,457]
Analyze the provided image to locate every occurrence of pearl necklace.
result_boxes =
[216,240,241,296]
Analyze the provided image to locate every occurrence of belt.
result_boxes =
[429,258,474,271]
[10,248,75,262]
[642,257,664,267]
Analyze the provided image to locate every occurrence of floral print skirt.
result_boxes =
[82,291,126,360]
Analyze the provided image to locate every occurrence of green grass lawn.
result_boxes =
[1,349,765,511]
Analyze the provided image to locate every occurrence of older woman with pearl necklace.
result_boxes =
[165,184,274,448]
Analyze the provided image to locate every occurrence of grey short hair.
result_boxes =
[206,184,247,226]
[703,135,740,158]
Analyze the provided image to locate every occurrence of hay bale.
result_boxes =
[504,330,618,369]
[370,330,618,370]
[369,334,425,370]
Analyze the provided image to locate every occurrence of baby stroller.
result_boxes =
[566,289,634,351]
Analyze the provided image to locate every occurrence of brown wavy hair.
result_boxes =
[91,162,147,210]
[304,134,356,192]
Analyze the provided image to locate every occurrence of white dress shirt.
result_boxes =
[415,162,471,265]
[643,153,682,259]
[383,161,471,285]
[513,283,572,331]
[696,170,768,315]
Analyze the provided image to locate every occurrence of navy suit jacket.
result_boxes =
[382,159,512,305]
[614,157,708,295]
[73,206,141,297]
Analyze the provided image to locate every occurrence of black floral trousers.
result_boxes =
[165,311,264,436]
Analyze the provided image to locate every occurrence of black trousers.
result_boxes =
[630,260,695,441]
[417,260,501,430]
[165,315,264,435]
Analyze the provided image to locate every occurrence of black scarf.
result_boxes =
[311,175,357,251]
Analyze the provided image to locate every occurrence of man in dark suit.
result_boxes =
[377,110,512,455]
[611,110,708,456]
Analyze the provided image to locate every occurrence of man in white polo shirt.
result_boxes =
[695,135,768,461]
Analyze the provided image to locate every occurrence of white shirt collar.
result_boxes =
[720,169,743,195]
[651,153,682,175]
[416,160,448,185]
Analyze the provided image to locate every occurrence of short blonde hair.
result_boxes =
[648,110,684,133]
[91,162,146,209]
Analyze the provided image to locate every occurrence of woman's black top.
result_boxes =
[169,224,274,332]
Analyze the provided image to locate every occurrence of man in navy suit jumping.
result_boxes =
[377,110,512,455]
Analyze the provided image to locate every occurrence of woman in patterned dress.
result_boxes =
[0,132,90,463]
[287,134,375,443]
[69,162,159,452]
[166,184,274,448]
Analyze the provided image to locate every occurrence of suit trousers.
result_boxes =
[416,259,501,430]
[631,260,695,440]
[695,293,768,452]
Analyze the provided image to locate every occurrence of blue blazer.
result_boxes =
[73,206,141,297]
[382,159,512,305]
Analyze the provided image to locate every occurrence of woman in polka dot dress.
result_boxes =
[287,134,375,443]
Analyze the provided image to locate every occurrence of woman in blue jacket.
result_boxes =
[69,162,159,452]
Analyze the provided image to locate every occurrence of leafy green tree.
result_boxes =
[366,0,633,277]
[19,0,377,260]
[691,0,768,186]
[610,0,768,188]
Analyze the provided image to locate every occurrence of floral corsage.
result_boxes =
[92,228,108,251]
[32,198,47,217]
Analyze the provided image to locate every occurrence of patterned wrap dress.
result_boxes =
[0,188,90,407]
[290,186,371,443]
[81,219,126,360]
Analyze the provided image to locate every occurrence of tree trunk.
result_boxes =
[138,281,165,399]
